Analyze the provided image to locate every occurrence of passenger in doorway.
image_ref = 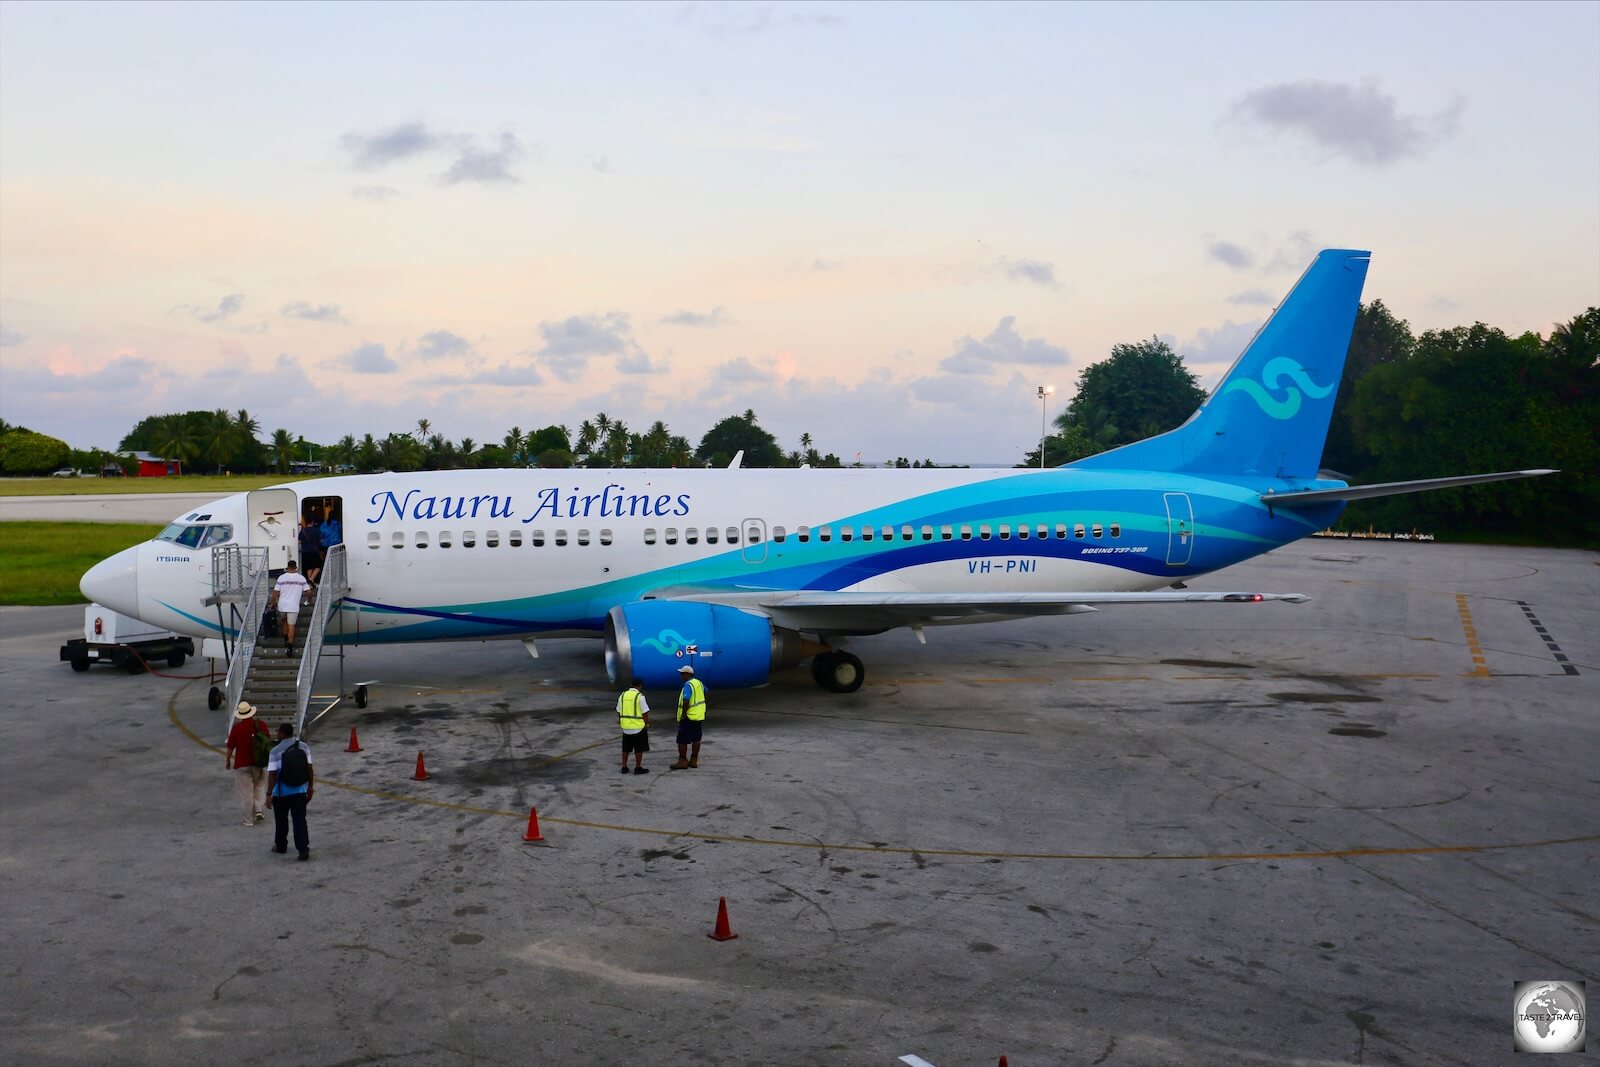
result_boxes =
[265,723,314,861]
[319,511,342,552]
[671,664,707,770]
[273,560,311,653]
[617,678,651,775]
[298,516,323,584]
[223,701,271,826]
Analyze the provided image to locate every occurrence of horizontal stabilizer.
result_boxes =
[1261,469,1557,507]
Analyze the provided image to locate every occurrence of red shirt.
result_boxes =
[225,718,269,769]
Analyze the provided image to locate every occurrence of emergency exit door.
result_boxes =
[1163,492,1194,567]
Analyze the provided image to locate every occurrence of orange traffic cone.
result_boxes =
[998,1058,1009,1067]
[522,806,545,842]
[345,726,362,753]
[411,752,430,780]
[708,896,738,941]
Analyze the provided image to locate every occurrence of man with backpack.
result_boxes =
[223,701,271,826]
[265,723,314,861]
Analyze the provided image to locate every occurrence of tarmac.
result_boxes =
[1,538,1596,1066]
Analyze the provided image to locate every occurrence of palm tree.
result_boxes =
[458,437,477,468]
[269,429,295,474]
[330,434,357,471]
[799,432,813,452]
[576,419,598,455]
[152,415,197,470]
[415,418,432,442]
[202,408,237,473]
[502,426,526,466]
[603,420,630,466]
[356,433,380,472]
[667,435,693,467]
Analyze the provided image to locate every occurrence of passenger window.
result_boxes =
[532,529,546,547]
[368,531,381,549]
[643,529,657,545]
[1039,524,1050,539]
[998,525,1011,540]
[439,531,453,548]
[391,531,404,549]
[555,529,569,546]
[685,528,699,545]
[706,527,720,544]
[1092,523,1103,538]
[860,526,872,542]
[1110,523,1121,538]
[841,527,854,542]
[921,525,933,541]
[1056,524,1068,539]
[726,527,740,543]
[665,528,678,545]
[979,525,992,540]
[960,525,973,541]
[745,525,762,543]
[796,526,810,543]
[415,532,429,549]
[509,530,523,547]
[819,526,832,542]
[1074,523,1086,539]
[600,529,613,546]
[902,525,914,541]
[486,530,499,548]
[773,526,786,542]
[941,525,953,541]
[577,529,591,546]
[463,531,477,548]
[1017,525,1029,540]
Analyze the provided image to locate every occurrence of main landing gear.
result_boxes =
[810,650,865,693]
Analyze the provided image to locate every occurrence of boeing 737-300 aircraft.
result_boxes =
[80,250,1552,693]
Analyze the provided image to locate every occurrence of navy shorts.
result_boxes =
[676,720,703,745]
[621,731,649,754]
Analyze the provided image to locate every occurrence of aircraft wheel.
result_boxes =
[819,651,865,694]
[810,652,836,688]
[208,686,223,711]
[70,657,91,673]
[167,651,187,669]
[354,685,368,709]
[124,656,145,675]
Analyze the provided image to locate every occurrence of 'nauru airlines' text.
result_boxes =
[368,485,693,525]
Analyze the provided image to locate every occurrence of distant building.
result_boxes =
[128,452,181,477]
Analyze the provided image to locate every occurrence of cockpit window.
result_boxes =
[156,522,233,549]
[201,525,234,548]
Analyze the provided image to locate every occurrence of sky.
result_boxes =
[2,0,1597,465]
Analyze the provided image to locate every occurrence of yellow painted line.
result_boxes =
[968,676,1053,684]
[1067,675,1151,682]
[1456,593,1492,678]
[170,688,1598,863]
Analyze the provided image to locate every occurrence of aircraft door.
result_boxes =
[247,489,299,572]
[741,518,768,564]
[1163,492,1194,567]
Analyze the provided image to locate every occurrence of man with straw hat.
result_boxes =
[223,701,271,826]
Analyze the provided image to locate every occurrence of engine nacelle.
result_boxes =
[604,601,805,689]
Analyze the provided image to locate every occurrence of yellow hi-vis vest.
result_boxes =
[679,677,707,722]
[618,689,646,732]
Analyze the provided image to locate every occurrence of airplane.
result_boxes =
[80,249,1553,694]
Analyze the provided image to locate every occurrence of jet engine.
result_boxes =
[604,601,807,689]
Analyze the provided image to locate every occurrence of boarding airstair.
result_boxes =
[207,544,352,740]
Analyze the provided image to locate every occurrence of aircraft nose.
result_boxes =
[80,544,142,618]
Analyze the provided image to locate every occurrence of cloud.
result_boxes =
[4,355,164,394]
[340,121,447,170]
[280,301,346,324]
[1205,240,1254,270]
[175,293,244,323]
[535,313,630,382]
[429,361,544,387]
[0,324,24,346]
[938,317,1070,375]
[337,342,398,374]
[1227,289,1275,306]
[414,330,473,360]
[351,185,400,202]
[1171,319,1266,388]
[440,132,523,185]
[712,357,777,384]
[999,257,1058,288]
[809,258,839,272]
[1230,78,1464,166]
[660,307,727,327]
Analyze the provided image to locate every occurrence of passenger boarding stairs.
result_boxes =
[206,544,351,740]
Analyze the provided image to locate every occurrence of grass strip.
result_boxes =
[0,522,161,605]
[0,474,331,497]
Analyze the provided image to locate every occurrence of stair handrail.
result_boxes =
[293,543,349,734]
[220,557,271,738]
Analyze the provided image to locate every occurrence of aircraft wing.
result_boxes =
[1261,469,1556,506]
[652,588,1308,635]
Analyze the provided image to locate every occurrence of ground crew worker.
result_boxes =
[671,664,707,769]
[617,678,650,775]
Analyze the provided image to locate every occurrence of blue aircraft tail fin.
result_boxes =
[1069,249,1370,480]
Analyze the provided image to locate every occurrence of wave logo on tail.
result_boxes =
[1223,357,1334,420]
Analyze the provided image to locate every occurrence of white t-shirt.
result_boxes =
[274,571,311,614]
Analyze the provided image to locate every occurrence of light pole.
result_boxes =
[1036,385,1054,469]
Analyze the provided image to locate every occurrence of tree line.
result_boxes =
[1022,305,1598,544]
